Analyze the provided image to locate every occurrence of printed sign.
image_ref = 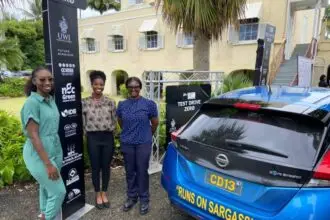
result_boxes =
[62,83,76,103]
[42,0,85,218]
[165,85,211,148]
[297,56,313,87]
[63,144,83,166]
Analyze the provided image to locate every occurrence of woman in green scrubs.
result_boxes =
[21,67,66,220]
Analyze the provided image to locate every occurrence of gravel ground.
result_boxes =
[0,168,191,220]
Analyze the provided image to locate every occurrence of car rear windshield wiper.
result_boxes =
[225,139,288,158]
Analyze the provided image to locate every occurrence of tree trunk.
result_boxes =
[193,33,210,71]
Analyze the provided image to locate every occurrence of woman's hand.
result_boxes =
[46,163,59,180]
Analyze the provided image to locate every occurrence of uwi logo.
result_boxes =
[57,16,71,42]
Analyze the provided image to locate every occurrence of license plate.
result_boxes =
[205,171,243,195]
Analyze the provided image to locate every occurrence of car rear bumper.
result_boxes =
[161,144,330,220]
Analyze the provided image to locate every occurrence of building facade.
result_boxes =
[78,0,328,95]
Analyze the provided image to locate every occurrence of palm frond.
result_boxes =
[221,74,253,94]
[0,0,13,7]
[87,0,120,14]
[18,0,42,20]
[155,0,246,40]
[0,38,25,70]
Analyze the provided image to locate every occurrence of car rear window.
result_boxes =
[179,107,325,166]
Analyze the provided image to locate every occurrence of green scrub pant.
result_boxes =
[23,145,66,220]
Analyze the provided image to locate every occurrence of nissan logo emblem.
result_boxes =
[215,154,229,168]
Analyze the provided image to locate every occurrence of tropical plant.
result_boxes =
[192,120,247,146]
[2,19,44,69]
[19,0,42,20]
[0,0,13,6]
[0,110,32,188]
[215,74,252,96]
[0,37,24,70]
[0,8,18,21]
[155,0,247,71]
[119,83,128,98]
[0,77,26,97]
[87,0,120,14]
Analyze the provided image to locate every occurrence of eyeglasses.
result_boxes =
[38,77,54,82]
[127,85,140,89]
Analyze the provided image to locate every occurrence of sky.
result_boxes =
[0,0,116,20]
[1,0,330,20]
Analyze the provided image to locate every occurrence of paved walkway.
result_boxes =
[0,168,191,220]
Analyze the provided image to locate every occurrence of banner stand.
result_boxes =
[42,0,93,219]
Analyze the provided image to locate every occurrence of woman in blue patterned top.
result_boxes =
[117,77,159,215]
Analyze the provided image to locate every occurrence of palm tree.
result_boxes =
[0,0,12,6]
[0,8,17,21]
[0,37,24,71]
[87,0,120,15]
[155,0,247,71]
[19,0,42,20]
[192,120,247,147]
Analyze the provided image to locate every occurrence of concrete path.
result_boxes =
[0,168,191,220]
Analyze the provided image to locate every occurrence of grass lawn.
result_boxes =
[0,93,124,118]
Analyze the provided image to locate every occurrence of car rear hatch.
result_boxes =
[173,101,326,214]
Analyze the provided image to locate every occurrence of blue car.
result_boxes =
[161,86,330,220]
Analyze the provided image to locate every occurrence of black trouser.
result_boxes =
[87,131,114,192]
[122,143,152,203]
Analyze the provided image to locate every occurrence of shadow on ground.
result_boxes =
[0,168,191,220]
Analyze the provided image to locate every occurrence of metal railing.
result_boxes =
[268,39,286,84]
[142,70,224,174]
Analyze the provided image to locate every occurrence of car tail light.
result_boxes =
[306,150,330,187]
[171,125,186,147]
[234,102,261,111]
[171,131,179,147]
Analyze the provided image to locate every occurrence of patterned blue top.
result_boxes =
[117,97,158,145]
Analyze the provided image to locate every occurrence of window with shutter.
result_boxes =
[228,26,239,44]
[183,34,193,46]
[146,31,158,49]
[239,23,259,41]
[158,34,164,49]
[176,32,183,48]
[113,35,124,51]
[108,36,114,52]
[139,35,146,49]
[86,38,96,52]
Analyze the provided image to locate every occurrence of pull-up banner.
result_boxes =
[165,84,211,148]
[254,24,276,86]
[42,0,87,218]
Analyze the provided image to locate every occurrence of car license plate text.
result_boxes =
[206,172,243,195]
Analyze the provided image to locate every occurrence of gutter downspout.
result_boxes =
[285,0,292,60]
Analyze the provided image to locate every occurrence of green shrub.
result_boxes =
[0,78,26,97]
[158,104,167,151]
[0,110,32,188]
[112,123,123,166]
[119,84,128,98]
[214,74,252,96]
